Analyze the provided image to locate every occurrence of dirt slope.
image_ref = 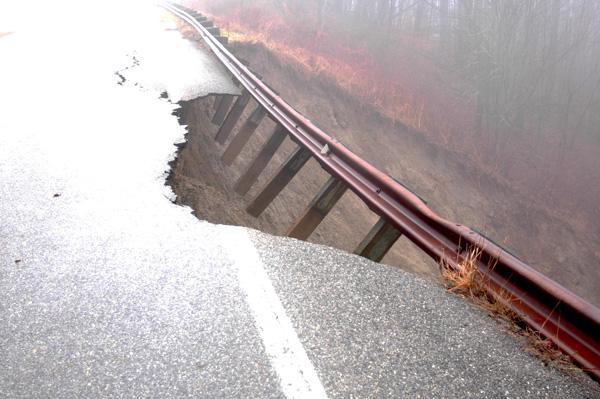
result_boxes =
[169,40,600,307]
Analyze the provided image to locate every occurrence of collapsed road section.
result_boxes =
[165,2,600,381]
[0,1,598,398]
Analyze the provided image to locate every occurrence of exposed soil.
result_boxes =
[169,38,600,307]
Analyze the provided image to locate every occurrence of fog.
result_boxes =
[185,0,600,306]
[2,0,598,304]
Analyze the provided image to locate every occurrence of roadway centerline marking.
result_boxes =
[223,227,329,399]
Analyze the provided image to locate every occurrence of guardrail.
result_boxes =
[163,2,600,380]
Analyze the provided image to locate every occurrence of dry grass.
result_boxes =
[519,327,574,369]
[440,246,518,323]
[213,21,428,133]
[440,246,575,371]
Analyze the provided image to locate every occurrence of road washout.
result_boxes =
[169,36,600,309]
[0,2,598,396]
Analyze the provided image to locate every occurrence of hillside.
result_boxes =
[170,36,600,309]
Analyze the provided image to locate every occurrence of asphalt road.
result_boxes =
[0,2,598,398]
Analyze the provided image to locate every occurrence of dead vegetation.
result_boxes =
[184,0,600,309]
[440,246,576,373]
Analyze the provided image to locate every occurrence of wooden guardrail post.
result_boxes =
[246,146,312,217]
[222,106,267,165]
[189,11,204,20]
[234,125,287,195]
[216,36,229,45]
[215,90,252,144]
[286,176,348,240]
[167,4,600,381]
[212,94,235,126]
[213,95,223,111]
[354,217,402,262]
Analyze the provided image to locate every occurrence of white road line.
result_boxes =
[223,227,329,399]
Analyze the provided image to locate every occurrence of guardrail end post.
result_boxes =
[354,217,402,262]
[246,146,312,217]
[286,176,347,240]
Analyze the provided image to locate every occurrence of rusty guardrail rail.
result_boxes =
[164,2,600,380]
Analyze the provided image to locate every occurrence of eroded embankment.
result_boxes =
[168,39,600,307]
[169,94,439,279]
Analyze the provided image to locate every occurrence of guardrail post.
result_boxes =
[222,106,267,165]
[212,94,235,126]
[286,176,348,240]
[354,217,402,262]
[234,125,287,195]
[246,146,312,217]
[215,90,252,144]
[213,95,223,111]
[189,11,204,19]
